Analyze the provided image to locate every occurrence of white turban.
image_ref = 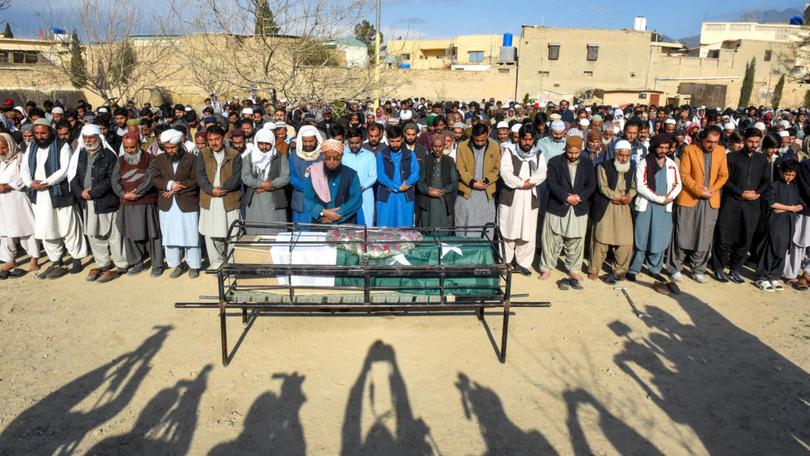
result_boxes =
[81,124,102,137]
[255,128,275,144]
[614,140,631,151]
[52,107,64,114]
[724,122,736,131]
[551,120,565,132]
[249,128,277,180]
[160,129,183,145]
[295,125,323,161]
[68,124,112,182]
[400,109,413,121]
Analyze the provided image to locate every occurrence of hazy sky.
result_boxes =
[1,0,802,41]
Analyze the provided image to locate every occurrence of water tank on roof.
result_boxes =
[503,33,513,47]
[790,16,804,25]
[633,16,647,32]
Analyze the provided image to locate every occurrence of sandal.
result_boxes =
[8,269,26,278]
[794,278,809,291]
[756,280,774,292]
[557,278,571,291]
[569,278,583,290]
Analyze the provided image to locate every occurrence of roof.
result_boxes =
[335,37,366,48]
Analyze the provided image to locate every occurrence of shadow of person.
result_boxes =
[563,388,663,456]
[0,325,173,456]
[611,292,810,454]
[341,340,433,456]
[208,372,306,456]
[84,364,213,455]
[456,373,558,455]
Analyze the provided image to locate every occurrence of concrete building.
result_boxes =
[698,22,804,57]
[386,34,518,70]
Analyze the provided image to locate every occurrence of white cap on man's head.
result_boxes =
[551,120,565,132]
[496,121,509,130]
[615,140,631,150]
[578,118,590,127]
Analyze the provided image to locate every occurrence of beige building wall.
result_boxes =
[699,22,803,57]
[387,34,516,70]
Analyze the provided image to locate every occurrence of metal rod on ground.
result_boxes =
[614,286,643,319]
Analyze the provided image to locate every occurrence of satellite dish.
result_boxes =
[790,16,803,25]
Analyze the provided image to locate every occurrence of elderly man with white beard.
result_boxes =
[20,118,87,279]
[588,140,637,284]
[0,132,40,278]
[498,125,547,275]
[68,124,128,283]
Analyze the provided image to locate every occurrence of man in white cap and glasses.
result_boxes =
[68,124,128,283]
[21,118,87,279]
[152,128,201,278]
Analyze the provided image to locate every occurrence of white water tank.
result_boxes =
[634,16,647,32]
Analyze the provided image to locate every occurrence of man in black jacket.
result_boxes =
[539,136,597,289]
[70,124,127,283]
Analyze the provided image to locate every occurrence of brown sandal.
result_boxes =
[793,278,808,291]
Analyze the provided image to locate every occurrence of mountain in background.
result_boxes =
[677,4,805,49]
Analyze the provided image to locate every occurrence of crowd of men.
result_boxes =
[0,96,808,294]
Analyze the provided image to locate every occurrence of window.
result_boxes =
[764,50,772,62]
[730,24,751,32]
[400,53,411,61]
[539,70,550,77]
[24,52,37,64]
[705,24,726,31]
[498,68,510,74]
[12,51,23,64]
[586,44,599,61]
[468,51,484,63]
[583,70,593,77]
[548,43,560,60]
[0,51,7,63]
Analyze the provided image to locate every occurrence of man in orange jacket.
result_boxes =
[667,125,729,284]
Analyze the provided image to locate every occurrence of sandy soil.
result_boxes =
[0,250,808,455]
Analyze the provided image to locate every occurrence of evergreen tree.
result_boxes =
[3,23,12,38]
[354,20,381,57]
[68,31,87,89]
[772,74,785,109]
[110,39,137,85]
[254,0,279,36]
[739,58,756,107]
[803,90,810,109]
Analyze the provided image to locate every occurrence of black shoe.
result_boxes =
[626,273,637,282]
[188,268,199,279]
[667,281,682,295]
[713,270,729,283]
[46,266,69,280]
[69,259,83,274]
[649,272,667,283]
[728,270,744,284]
[601,273,617,285]
[515,265,531,276]
[128,263,146,276]
[150,267,164,277]
[0,270,8,280]
[170,264,187,279]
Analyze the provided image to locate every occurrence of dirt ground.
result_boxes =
[0,249,809,455]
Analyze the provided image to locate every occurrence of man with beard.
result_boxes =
[362,123,385,154]
[629,134,682,291]
[152,129,201,279]
[667,125,729,284]
[602,118,647,165]
[417,132,458,229]
[228,129,247,155]
[539,136,596,290]
[55,121,77,152]
[403,122,427,162]
[109,107,129,152]
[289,125,324,223]
[0,132,39,278]
[494,121,510,145]
[589,140,636,284]
[197,125,242,270]
[711,128,768,283]
[111,133,164,277]
[67,124,127,283]
[498,125,547,275]
[21,119,87,278]
[304,139,362,224]
[375,125,419,227]
[585,130,605,163]
[341,127,377,225]
[538,120,566,163]
[241,127,289,235]
[455,123,500,237]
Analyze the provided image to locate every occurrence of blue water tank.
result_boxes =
[790,16,804,25]
[503,33,513,47]
[399,63,411,69]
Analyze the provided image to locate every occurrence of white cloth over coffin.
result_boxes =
[270,231,337,287]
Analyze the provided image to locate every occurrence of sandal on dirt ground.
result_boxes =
[569,278,583,290]
[557,278,571,291]
[793,278,809,291]
[756,280,774,292]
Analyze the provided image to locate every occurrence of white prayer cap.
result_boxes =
[241,108,254,115]
[52,107,64,114]
[778,130,789,138]
[578,118,590,127]
[612,126,620,134]
[261,121,276,130]
[615,140,631,151]
[98,107,109,113]
[160,129,183,145]
[551,120,565,132]
[613,108,624,118]
[185,106,192,112]
[80,124,102,137]
[255,128,275,144]
[510,123,522,133]
[664,118,676,125]
[753,122,766,132]
[780,120,791,129]
[400,109,413,121]
[496,121,509,130]
[299,125,319,138]
[585,107,591,112]
[724,122,735,130]
[453,122,466,130]
[274,121,288,129]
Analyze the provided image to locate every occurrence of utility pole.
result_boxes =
[374,0,381,110]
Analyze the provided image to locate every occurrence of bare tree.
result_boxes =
[43,0,178,106]
[0,0,11,12]
[175,0,400,104]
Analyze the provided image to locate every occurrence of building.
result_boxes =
[698,22,804,57]
[386,34,518,70]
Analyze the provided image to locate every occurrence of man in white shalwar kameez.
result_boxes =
[20,119,86,279]
[498,125,547,275]
[0,132,39,277]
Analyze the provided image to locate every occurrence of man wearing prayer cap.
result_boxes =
[495,121,510,144]
[152,128,201,278]
[67,124,127,283]
[20,118,87,279]
[241,127,289,235]
[305,138,363,224]
[601,117,648,166]
[197,125,243,270]
[289,125,324,223]
[539,135,596,289]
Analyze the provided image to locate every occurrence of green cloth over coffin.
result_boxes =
[335,236,499,296]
